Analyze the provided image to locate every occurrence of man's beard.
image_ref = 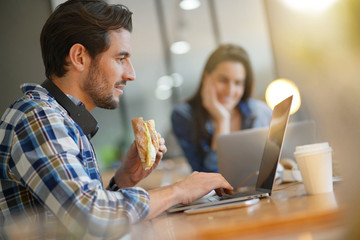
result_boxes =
[84,61,119,109]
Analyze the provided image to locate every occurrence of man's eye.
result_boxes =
[117,57,125,63]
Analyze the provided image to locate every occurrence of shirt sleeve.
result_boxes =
[171,104,218,172]
[9,106,149,238]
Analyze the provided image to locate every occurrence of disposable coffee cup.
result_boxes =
[294,142,333,195]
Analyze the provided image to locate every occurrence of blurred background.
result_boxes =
[0,0,359,235]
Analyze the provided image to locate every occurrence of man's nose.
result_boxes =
[124,60,136,81]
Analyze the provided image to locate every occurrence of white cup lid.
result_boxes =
[294,142,332,156]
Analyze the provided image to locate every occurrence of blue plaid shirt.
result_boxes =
[0,83,150,239]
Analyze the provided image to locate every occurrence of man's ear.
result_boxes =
[68,43,90,72]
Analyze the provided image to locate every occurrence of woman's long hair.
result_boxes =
[187,44,255,156]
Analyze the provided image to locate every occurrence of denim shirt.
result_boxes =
[171,99,272,172]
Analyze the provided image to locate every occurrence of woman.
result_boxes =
[171,44,272,172]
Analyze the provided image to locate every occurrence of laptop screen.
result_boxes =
[256,95,293,193]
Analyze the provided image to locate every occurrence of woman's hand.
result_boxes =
[112,137,167,188]
[201,75,231,148]
[201,75,230,123]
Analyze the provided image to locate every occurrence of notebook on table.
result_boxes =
[167,95,293,213]
[217,120,316,189]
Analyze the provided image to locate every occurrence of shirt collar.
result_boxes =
[238,100,255,119]
[239,100,256,129]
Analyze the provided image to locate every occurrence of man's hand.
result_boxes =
[112,137,167,188]
[173,171,234,205]
[146,171,233,219]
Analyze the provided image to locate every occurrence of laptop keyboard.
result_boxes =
[167,190,268,213]
[218,190,264,200]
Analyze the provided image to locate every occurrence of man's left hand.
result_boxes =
[112,136,167,188]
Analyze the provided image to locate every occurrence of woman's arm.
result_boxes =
[171,104,205,172]
[201,75,231,150]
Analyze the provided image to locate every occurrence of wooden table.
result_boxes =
[130,182,345,240]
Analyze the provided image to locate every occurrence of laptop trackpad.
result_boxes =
[184,198,260,215]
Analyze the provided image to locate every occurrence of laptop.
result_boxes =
[167,95,293,213]
[217,120,316,189]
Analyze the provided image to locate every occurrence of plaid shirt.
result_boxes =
[0,83,150,239]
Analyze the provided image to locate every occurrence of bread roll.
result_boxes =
[131,117,160,169]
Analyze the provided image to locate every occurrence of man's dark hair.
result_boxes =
[40,0,133,80]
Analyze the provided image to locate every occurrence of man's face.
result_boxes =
[83,29,135,109]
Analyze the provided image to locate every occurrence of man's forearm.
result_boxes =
[113,171,137,188]
[112,163,144,188]
[146,184,181,219]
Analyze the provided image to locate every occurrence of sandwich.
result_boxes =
[131,117,161,169]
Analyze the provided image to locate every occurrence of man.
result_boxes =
[0,0,233,239]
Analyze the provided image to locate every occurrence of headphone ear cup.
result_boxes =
[275,163,284,185]
[280,158,298,170]
[280,158,303,182]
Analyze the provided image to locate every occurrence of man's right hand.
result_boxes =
[146,171,233,219]
[173,171,234,205]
